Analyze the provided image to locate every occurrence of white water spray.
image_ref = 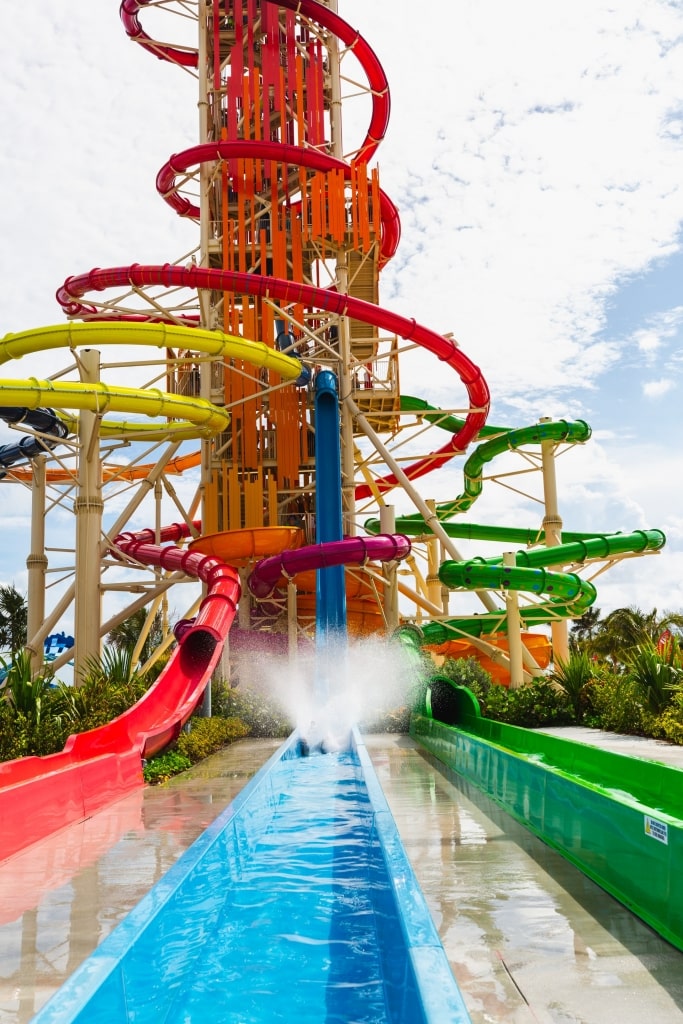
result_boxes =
[230,635,424,748]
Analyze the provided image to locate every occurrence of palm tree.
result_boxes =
[569,607,602,652]
[107,606,166,666]
[591,606,683,668]
[0,585,27,657]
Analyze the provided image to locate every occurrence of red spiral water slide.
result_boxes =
[66,0,490,495]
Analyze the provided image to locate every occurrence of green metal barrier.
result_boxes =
[411,693,683,952]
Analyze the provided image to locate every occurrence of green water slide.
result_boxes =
[368,408,665,641]
[417,527,665,643]
[374,405,592,520]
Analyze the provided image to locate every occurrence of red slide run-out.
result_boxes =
[0,523,240,863]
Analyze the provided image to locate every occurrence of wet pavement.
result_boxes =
[1,731,683,1022]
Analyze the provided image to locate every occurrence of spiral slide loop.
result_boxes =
[76,0,491,496]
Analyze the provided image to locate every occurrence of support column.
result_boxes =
[540,417,569,664]
[327,1,356,535]
[73,349,103,684]
[379,504,399,632]
[425,499,442,610]
[504,552,524,689]
[287,580,298,665]
[26,455,47,675]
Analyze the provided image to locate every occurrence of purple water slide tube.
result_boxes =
[247,534,411,599]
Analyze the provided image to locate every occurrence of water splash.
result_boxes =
[230,634,424,745]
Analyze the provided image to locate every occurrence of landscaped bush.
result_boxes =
[440,656,494,697]
[550,651,594,722]
[214,682,293,738]
[584,670,645,734]
[143,750,192,785]
[359,704,412,733]
[175,716,250,762]
[658,690,683,745]
[437,658,573,728]
[48,674,150,733]
[142,707,252,784]
[477,677,574,727]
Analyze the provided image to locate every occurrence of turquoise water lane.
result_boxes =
[33,734,470,1024]
[181,750,390,1022]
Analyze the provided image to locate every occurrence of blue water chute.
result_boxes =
[314,370,347,646]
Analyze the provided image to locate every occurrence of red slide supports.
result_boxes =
[69,0,490,495]
[120,0,390,162]
[156,141,401,266]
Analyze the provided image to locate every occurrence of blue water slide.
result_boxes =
[314,370,347,642]
[31,731,472,1024]
[0,407,69,477]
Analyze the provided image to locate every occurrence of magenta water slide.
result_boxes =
[0,523,240,863]
[248,534,412,598]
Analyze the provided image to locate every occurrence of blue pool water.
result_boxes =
[33,733,471,1023]
[180,752,389,1022]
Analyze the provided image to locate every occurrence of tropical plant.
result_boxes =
[0,650,54,724]
[550,651,594,722]
[626,638,682,716]
[213,682,292,738]
[107,605,168,667]
[586,668,644,734]
[569,607,601,651]
[590,607,683,668]
[479,677,573,728]
[0,584,28,657]
[143,750,192,785]
[50,646,149,731]
[440,656,494,698]
[175,716,250,762]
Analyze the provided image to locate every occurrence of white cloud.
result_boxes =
[643,377,676,397]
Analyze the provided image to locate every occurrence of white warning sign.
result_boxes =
[644,816,668,845]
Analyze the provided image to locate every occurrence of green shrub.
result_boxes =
[440,657,494,700]
[48,673,149,732]
[143,750,192,785]
[584,671,644,734]
[216,685,292,738]
[479,677,574,728]
[143,715,250,784]
[0,701,71,760]
[358,704,412,734]
[655,690,683,745]
[176,716,250,762]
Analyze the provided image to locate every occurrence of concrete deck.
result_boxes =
[1,730,682,1022]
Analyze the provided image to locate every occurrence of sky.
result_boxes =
[0,0,682,636]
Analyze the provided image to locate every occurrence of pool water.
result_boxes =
[176,751,389,1022]
[33,735,469,1024]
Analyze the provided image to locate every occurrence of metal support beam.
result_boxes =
[73,349,103,683]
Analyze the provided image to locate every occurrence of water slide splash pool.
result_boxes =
[31,731,471,1024]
